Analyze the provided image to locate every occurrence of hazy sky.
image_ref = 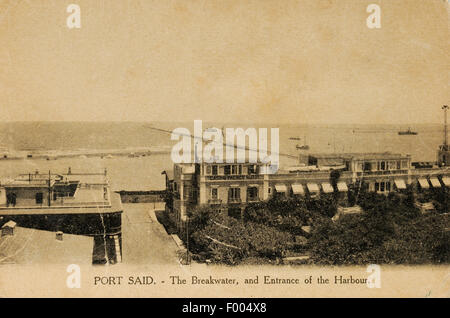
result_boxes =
[0,0,448,124]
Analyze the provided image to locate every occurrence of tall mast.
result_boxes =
[443,105,449,150]
[48,170,51,207]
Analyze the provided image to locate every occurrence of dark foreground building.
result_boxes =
[0,169,123,265]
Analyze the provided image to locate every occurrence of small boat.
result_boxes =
[295,136,310,150]
[398,127,418,135]
[289,137,301,141]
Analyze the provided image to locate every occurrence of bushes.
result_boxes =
[305,194,338,218]
[308,192,450,265]
[428,188,449,214]
[355,186,421,222]
[184,185,449,265]
[308,213,392,265]
[188,209,293,265]
[244,196,331,235]
[381,214,449,264]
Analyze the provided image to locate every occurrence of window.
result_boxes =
[183,185,190,199]
[228,165,242,175]
[212,165,218,175]
[192,189,198,203]
[397,161,401,170]
[247,187,258,201]
[7,193,17,206]
[35,192,43,204]
[380,161,386,171]
[211,188,218,200]
[364,162,371,171]
[248,165,259,174]
[228,188,241,202]
[206,165,212,175]
[401,161,408,169]
[376,181,391,193]
[224,165,231,175]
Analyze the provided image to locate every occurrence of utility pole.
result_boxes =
[443,105,449,150]
[48,170,51,207]
[186,214,190,265]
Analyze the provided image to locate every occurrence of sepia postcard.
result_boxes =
[0,0,448,300]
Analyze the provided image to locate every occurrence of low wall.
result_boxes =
[117,190,166,203]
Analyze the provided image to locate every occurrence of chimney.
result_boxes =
[56,231,63,241]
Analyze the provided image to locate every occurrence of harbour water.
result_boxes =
[0,122,444,191]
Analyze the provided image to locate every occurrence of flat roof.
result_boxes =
[0,226,93,265]
[63,173,107,184]
[0,192,122,216]
[2,173,107,187]
[2,177,56,187]
[308,152,408,160]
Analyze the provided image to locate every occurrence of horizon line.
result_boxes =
[0,120,444,126]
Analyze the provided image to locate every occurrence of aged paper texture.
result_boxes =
[0,0,448,298]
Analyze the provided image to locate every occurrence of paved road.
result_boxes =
[121,203,179,265]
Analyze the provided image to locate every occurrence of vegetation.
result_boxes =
[308,212,449,265]
[185,207,293,265]
[243,195,336,232]
[308,188,449,265]
[175,184,449,265]
[416,186,449,214]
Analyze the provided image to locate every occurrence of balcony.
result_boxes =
[205,174,263,181]
[357,170,408,177]
[228,198,242,204]
[247,197,260,203]
[208,199,222,205]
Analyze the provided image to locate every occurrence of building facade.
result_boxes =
[0,168,123,265]
[165,152,450,230]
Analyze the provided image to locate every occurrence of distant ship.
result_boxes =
[296,145,310,150]
[295,136,310,150]
[289,137,301,141]
[398,128,418,135]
